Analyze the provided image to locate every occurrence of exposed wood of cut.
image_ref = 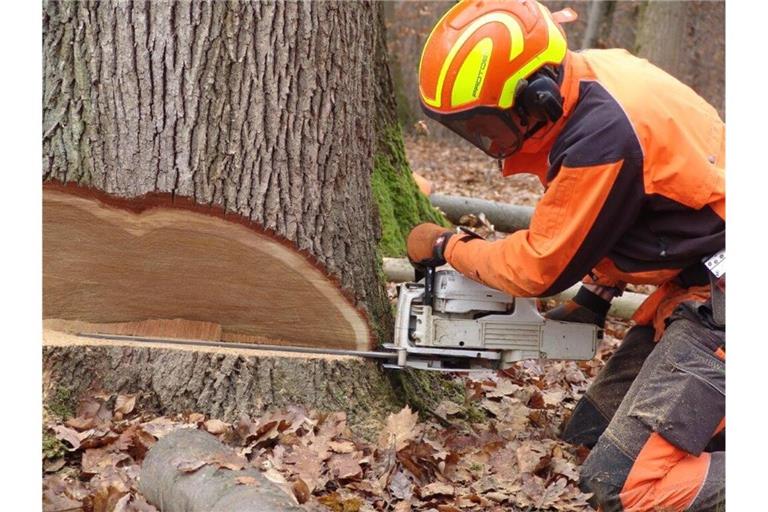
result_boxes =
[43,185,371,351]
[43,328,400,436]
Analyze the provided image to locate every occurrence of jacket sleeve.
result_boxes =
[444,158,643,297]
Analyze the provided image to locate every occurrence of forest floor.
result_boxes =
[42,135,634,512]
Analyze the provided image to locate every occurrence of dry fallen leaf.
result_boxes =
[52,425,82,451]
[235,475,261,486]
[328,453,363,480]
[328,440,356,454]
[204,419,230,435]
[389,470,413,501]
[262,467,288,485]
[516,441,550,474]
[393,501,412,512]
[114,394,137,416]
[44,458,67,473]
[378,406,419,452]
[435,400,463,417]
[485,379,521,398]
[292,478,310,504]
[81,448,131,475]
[551,456,580,482]
[174,458,207,473]
[90,468,130,512]
[420,481,455,498]
[42,489,82,512]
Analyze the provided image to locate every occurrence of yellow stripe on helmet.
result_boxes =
[497,4,567,109]
[451,37,493,107]
[422,12,524,109]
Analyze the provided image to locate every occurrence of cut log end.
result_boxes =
[43,183,372,351]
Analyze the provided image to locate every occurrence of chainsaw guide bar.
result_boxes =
[75,332,397,360]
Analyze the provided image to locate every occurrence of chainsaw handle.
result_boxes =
[423,266,435,307]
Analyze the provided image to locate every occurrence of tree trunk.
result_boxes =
[42,1,446,346]
[635,1,688,79]
[43,328,401,438]
[634,1,724,117]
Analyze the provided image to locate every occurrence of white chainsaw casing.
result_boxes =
[388,269,600,371]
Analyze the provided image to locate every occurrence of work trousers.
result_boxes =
[562,302,725,511]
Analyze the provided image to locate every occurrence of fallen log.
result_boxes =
[139,428,303,512]
[429,194,534,233]
[43,328,400,437]
[382,258,647,321]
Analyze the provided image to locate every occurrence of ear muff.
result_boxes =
[516,70,564,123]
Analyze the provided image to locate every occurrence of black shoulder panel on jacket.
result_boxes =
[548,81,643,182]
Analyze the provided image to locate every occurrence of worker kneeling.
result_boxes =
[409,1,725,510]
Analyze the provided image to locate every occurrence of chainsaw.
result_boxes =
[77,266,601,373]
[381,267,601,371]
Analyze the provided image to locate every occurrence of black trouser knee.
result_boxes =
[562,325,656,447]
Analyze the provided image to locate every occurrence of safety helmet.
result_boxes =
[419,0,577,158]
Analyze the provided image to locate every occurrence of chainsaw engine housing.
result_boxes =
[384,269,601,371]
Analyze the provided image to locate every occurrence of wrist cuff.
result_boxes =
[573,286,611,317]
[433,232,454,262]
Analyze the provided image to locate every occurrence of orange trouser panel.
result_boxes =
[631,282,712,340]
[619,433,710,511]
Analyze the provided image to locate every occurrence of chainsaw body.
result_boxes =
[383,269,601,371]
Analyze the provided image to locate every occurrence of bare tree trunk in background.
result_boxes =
[635,1,688,83]
[580,0,609,50]
[42,0,404,340]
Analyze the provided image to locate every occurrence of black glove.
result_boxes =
[545,286,611,328]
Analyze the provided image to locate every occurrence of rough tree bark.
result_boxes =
[43,329,400,438]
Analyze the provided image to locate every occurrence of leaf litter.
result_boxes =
[43,333,625,512]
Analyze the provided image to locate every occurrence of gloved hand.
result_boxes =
[406,223,454,267]
[545,286,611,328]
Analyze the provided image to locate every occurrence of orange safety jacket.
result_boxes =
[444,49,725,333]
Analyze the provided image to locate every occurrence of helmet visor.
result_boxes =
[422,106,524,159]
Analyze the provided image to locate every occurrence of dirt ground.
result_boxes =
[43,135,636,512]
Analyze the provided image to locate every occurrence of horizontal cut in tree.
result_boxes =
[43,183,371,351]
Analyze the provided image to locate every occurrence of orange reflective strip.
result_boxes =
[620,433,710,512]
[592,257,681,286]
[714,347,725,361]
[445,161,623,297]
[714,417,725,435]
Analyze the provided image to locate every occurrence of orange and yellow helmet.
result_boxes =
[419,0,577,158]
